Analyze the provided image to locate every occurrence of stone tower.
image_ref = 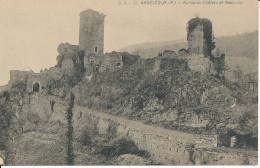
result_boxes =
[79,9,105,56]
[187,23,204,54]
[187,18,214,56]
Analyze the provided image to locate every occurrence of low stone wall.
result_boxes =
[193,147,258,165]
[25,95,257,165]
[71,106,217,165]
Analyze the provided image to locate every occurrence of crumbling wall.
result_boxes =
[56,43,79,68]
[144,57,188,75]
[57,43,79,53]
[70,106,217,165]
[160,58,188,72]
[8,70,34,86]
[161,50,178,58]
[17,93,256,165]
[99,53,123,72]
[71,108,257,165]
[193,148,257,165]
[28,95,216,165]
[56,43,79,77]
[187,54,210,74]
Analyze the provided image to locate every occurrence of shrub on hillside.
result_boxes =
[97,138,150,159]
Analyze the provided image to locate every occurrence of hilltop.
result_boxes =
[73,57,257,138]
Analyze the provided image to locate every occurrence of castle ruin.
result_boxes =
[8,10,226,94]
[187,17,225,76]
[2,9,257,166]
[159,17,225,76]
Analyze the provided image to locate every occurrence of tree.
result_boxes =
[66,93,75,165]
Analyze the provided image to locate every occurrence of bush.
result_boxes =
[80,130,92,146]
[98,138,150,158]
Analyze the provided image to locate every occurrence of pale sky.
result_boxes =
[0,0,258,86]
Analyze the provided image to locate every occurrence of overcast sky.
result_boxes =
[0,0,258,86]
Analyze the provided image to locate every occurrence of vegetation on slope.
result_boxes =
[74,57,257,144]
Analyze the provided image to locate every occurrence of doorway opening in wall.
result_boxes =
[33,82,40,92]
[94,46,98,53]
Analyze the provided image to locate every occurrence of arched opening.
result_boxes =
[33,82,40,92]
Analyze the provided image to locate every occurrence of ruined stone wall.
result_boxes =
[83,53,103,74]
[79,9,105,57]
[160,58,188,72]
[61,59,76,76]
[9,70,34,86]
[193,148,257,165]
[8,66,63,97]
[57,43,79,54]
[72,107,257,165]
[162,50,177,58]
[145,57,188,75]
[187,54,210,74]
[19,94,257,165]
[99,53,123,72]
[71,106,217,165]
[56,43,79,77]
[22,94,217,165]
[24,68,62,94]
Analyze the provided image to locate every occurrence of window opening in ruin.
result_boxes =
[95,46,98,53]
[33,82,40,92]
[117,63,121,66]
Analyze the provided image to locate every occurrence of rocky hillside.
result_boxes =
[73,57,257,141]
[0,83,154,165]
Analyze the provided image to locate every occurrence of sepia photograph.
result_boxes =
[0,0,258,165]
